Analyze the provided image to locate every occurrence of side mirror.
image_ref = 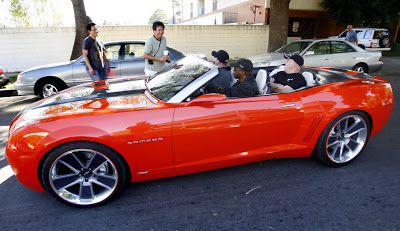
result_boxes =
[188,94,227,105]
[304,51,315,56]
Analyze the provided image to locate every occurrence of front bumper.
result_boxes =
[14,81,35,95]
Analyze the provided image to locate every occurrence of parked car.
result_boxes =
[331,28,391,51]
[7,56,393,207]
[249,38,383,73]
[14,41,185,98]
[0,66,10,88]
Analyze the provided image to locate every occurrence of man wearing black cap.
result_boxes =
[210,50,232,88]
[270,53,306,93]
[205,58,258,98]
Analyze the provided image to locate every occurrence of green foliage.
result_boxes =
[9,0,31,27]
[383,43,400,57]
[320,0,400,28]
[8,0,64,27]
[148,8,168,24]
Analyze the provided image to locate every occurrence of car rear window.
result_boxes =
[373,31,389,39]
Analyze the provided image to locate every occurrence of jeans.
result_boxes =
[87,67,108,81]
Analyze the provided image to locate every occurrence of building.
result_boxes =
[179,0,344,39]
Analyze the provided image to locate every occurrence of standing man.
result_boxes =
[210,50,232,88]
[82,22,110,82]
[144,21,170,76]
[206,58,258,98]
[345,25,358,45]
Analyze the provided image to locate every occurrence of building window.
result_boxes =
[213,0,218,11]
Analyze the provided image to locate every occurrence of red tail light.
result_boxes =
[370,42,373,47]
[0,68,4,75]
[379,57,382,61]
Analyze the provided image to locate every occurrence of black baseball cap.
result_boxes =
[211,50,229,63]
[284,53,304,67]
[230,58,253,72]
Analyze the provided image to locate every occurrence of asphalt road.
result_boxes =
[0,58,399,230]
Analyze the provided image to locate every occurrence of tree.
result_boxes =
[9,0,31,27]
[148,8,168,24]
[70,0,91,60]
[320,0,400,28]
[268,0,290,52]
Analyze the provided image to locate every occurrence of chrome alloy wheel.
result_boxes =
[49,149,119,206]
[42,83,59,98]
[326,115,368,163]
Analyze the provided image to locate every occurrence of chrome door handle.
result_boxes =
[282,104,295,108]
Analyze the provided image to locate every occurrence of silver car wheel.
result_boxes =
[42,83,59,98]
[354,67,364,72]
[326,115,368,163]
[49,149,119,206]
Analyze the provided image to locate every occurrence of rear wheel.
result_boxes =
[42,142,127,207]
[352,63,368,73]
[313,111,371,167]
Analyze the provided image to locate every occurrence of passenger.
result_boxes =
[270,54,306,93]
[210,50,232,88]
[205,58,258,98]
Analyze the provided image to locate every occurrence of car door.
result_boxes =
[171,93,304,173]
[120,42,146,77]
[72,43,122,85]
[329,41,358,69]
[303,41,333,68]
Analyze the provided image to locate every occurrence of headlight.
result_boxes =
[17,74,22,81]
[253,62,271,68]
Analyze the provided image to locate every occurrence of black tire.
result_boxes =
[379,35,390,48]
[313,111,371,167]
[39,79,65,98]
[42,142,127,207]
[352,63,368,73]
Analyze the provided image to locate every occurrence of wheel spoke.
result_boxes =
[79,181,94,200]
[87,153,107,170]
[52,174,80,190]
[93,175,117,189]
[59,153,84,172]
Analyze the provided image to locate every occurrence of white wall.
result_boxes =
[0,25,269,73]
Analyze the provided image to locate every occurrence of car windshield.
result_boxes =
[275,41,312,54]
[147,57,210,102]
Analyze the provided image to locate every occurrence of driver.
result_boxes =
[205,58,258,98]
[270,54,306,93]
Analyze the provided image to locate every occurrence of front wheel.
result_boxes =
[39,79,65,98]
[313,111,371,167]
[353,63,368,73]
[42,142,127,207]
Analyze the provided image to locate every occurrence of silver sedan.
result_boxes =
[249,38,383,73]
[15,41,185,98]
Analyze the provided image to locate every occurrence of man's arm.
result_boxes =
[102,50,110,73]
[144,52,169,62]
[270,77,294,93]
[82,49,94,75]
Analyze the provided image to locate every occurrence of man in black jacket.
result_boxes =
[206,58,258,98]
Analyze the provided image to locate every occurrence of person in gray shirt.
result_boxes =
[210,50,233,88]
[144,21,170,76]
[345,25,358,45]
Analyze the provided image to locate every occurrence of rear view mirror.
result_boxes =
[188,94,227,105]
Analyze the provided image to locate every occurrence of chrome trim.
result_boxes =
[282,104,296,108]
[145,90,158,104]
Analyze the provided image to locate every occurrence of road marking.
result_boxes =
[0,165,14,184]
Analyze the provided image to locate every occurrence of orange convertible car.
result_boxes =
[6,56,394,207]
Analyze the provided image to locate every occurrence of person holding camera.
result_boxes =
[144,21,170,76]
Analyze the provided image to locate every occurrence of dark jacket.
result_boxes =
[210,66,232,88]
[206,74,258,98]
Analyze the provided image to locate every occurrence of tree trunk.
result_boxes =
[70,0,91,60]
[268,0,290,52]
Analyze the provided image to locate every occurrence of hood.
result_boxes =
[248,52,286,67]
[22,61,74,73]
[22,76,159,121]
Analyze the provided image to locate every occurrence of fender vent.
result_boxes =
[304,117,323,142]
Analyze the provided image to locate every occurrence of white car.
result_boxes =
[249,38,383,73]
[331,28,391,51]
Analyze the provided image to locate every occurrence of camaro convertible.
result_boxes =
[6,56,394,207]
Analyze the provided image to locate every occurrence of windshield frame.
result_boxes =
[275,41,313,54]
[145,56,216,103]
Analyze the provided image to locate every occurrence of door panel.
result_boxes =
[172,93,304,172]
[120,43,146,77]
